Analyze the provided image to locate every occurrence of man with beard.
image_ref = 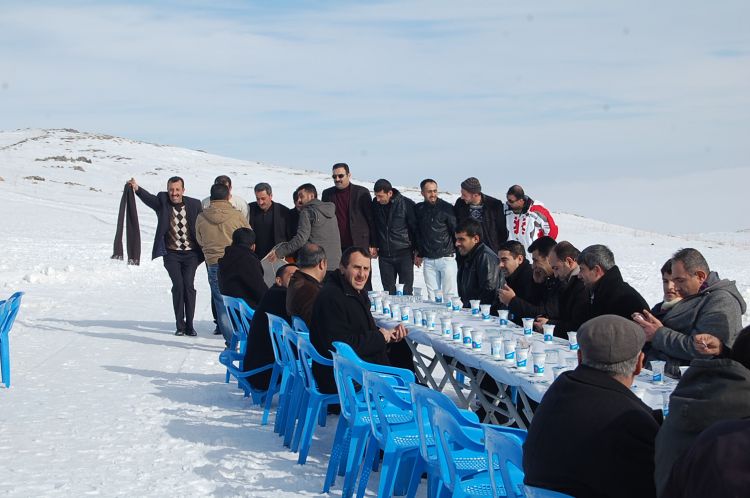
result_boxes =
[248,182,292,286]
[455,219,500,308]
[453,177,508,253]
[321,163,375,255]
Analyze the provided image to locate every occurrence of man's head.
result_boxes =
[167,176,185,204]
[210,182,230,202]
[297,183,318,206]
[231,227,256,251]
[459,177,482,205]
[577,244,615,289]
[578,315,646,385]
[506,184,526,214]
[214,175,232,191]
[275,263,298,288]
[297,243,328,280]
[670,248,710,297]
[420,178,439,205]
[254,182,273,212]
[660,259,681,303]
[332,162,351,190]
[550,241,580,281]
[373,179,394,205]
[528,236,556,283]
[455,219,482,257]
[340,246,371,291]
[293,187,304,211]
[497,240,526,277]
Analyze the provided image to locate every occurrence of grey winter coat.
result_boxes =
[654,358,750,496]
[274,199,342,268]
[651,273,746,365]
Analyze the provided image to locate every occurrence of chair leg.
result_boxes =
[262,366,281,425]
[297,399,322,465]
[341,428,370,498]
[356,437,380,498]
[1,342,10,389]
[290,390,310,452]
[323,417,349,493]
[377,447,402,498]
[406,455,425,498]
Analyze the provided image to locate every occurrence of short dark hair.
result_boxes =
[275,263,298,279]
[577,244,615,271]
[661,259,673,276]
[732,325,750,370]
[553,240,580,262]
[373,179,393,194]
[420,178,437,191]
[528,236,557,257]
[455,219,482,239]
[214,175,232,187]
[341,246,370,267]
[506,184,525,199]
[672,248,710,274]
[231,227,256,246]
[298,183,318,198]
[254,182,272,195]
[210,183,230,201]
[297,243,327,268]
[332,163,350,174]
[167,176,184,188]
[498,240,525,259]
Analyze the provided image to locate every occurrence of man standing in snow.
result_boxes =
[248,182,292,287]
[453,177,508,253]
[504,185,558,251]
[196,183,250,344]
[128,177,203,337]
[321,163,375,255]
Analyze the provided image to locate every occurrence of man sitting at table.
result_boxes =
[492,240,534,322]
[523,315,662,498]
[455,219,500,308]
[309,246,411,394]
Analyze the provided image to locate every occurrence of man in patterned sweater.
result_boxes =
[129,176,204,336]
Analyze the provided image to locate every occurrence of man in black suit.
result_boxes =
[321,163,375,254]
[129,176,203,336]
[248,182,292,286]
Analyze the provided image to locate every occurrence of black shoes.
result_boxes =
[184,329,198,337]
[175,330,185,336]
[213,326,222,335]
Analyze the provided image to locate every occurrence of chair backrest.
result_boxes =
[296,333,332,394]
[0,292,24,338]
[292,315,309,333]
[331,351,366,422]
[266,312,291,368]
[222,295,254,353]
[430,402,486,494]
[484,425,526,498]
[361,369,414,447]
[332,341,415,386]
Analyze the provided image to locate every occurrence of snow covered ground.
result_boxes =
[1,129,748,497]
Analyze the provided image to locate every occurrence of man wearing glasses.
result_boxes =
[322,162,375,257]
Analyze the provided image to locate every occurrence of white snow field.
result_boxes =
[1,129,748,497]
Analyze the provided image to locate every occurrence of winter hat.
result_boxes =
[578,315,645,364]
[461,177,482,194]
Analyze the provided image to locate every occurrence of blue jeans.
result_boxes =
[207,264,233,345]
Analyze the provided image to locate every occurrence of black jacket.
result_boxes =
[371,189,417,258]
[454,193,508,253]
[248,201,291,255]
[286,270,323,328]
[550,270,590,336]
[589,265,649,320]
[322,183,374,249]
[492,259,536,323]
[508,276,560,327]
[243,284,289,390]
[523,366,662,498]
[135,187,203,261]
[414,198,456,259]
[218,245,269,310]
[310,269,389,394]
[457,242,500,308]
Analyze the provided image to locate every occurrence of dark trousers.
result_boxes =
[163,250,200,332]
[378,253,414,295]
[387,339,416,374]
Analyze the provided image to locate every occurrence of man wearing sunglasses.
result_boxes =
[322,162,375,257]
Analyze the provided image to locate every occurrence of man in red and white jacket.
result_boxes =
[504,185,558,251]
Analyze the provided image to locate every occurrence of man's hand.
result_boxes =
[632,309,662,341]
[379,327,394,343]
[127,178,139,192]
[369,246,379,259]
[391,323,409,342]
[414,256,423,268]
[533,317,549,333]
[694,334,723,356]
[498,284,515,306]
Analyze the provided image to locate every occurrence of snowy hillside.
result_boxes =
[1,128,748,497]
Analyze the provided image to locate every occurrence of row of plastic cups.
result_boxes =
[488,338,579,376]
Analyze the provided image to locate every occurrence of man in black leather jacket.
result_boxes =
[455,219,500,308]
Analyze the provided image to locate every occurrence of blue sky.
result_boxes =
[1,1,748,233]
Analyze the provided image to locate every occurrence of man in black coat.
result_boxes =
[321,163,374,253]
[453,177,508,253]
[243,264,298,390]
[128,176,203,336]
[577,244,649,320]
[309,247,410,394]
[218,228,268,310]
[523,315,662,498]
[371,179,418,295]
[455,219,500,308]
[537,240,589,337]
[248,182,292,286]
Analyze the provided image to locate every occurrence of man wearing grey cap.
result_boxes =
[453,177,508,253]
[523,315,662,498]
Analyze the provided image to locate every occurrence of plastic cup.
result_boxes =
[413,287,423,301]
[662,391,670,417]
[427,311,437,331]
[451,296,463,312]
[470,300,481,315]
[497,309,509,326]
[440,318,452,337]
[401,306,411,323]
[452,324,463,342]
[567,331,579,351]
[522,318,534,336]
[413,308,423,326]
[444,294,454,309]
[461,326,473,347]
[383,300,391,316]
[503,339,516,362]
[472,330,484,350]
[516,347,530,370]
[374,297,383,314]
[491,338,503,359]
[435,290,444,303]
[532,352,546,376]
[651,361,666,384]
[396,283,405,296]
[480,304,491,321]
[391,304,401,321]
[543,324,555,342]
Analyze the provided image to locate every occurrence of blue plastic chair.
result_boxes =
[280,326,307,448]
[221,295,255,382]
[266,312,294,431]
[292,315,309,333]
[293,334,340,464]
[0,292,24,389]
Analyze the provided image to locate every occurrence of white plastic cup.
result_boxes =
[470,300,481,315]
[441,318,452,337]
[662,391,670,416]
[391,304,401,321]
[413,308,423,326]
[401,306,411,323]
[472,330,484,350]
[497,309,509,326]
[480,304,491,320]
[396,283,405,296]
[522,318,534,336]
[451,296,463,312]
[435,290,444,303]
[383,300,391,316]
[491,338,503,358]
[427,311,437,331]
[567,331,579,351]
[374,297,383,314]
[413,287,423,301]
[543,324,555,342]
[452,324,462,342]
[503,339,516,362]
[516,347,530,370]
[533,352,546,376]
[462,326,473,347]
[444,294,454,309]
[651,361,666,384]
